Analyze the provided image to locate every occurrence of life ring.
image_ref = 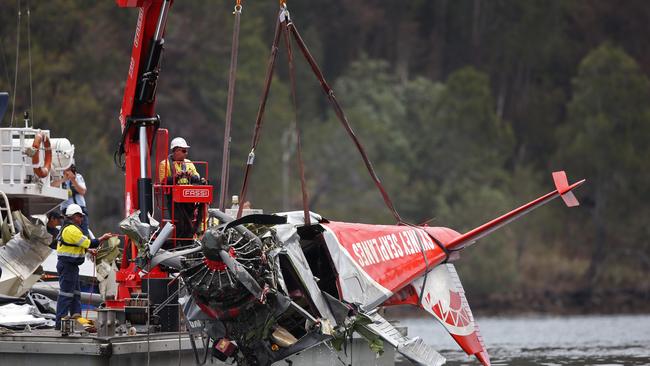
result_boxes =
[32,132,52,178]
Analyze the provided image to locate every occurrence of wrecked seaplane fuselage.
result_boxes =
[177,210,448,366]
[129,171,583,366]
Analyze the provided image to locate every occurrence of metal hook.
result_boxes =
[279,3,290,23]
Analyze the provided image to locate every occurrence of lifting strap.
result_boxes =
[286,20,403,223]
[283,14,311,226]
[236,14,283,219]
[219,0,243,211]
[237,5,403,224]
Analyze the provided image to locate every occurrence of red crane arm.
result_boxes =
[117,0,172,219]
[114,0,173,299]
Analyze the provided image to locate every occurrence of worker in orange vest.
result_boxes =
[158,137,204,241]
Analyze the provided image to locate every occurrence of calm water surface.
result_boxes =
[395,314,650,365]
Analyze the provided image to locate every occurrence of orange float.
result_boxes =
[31,132,52,178]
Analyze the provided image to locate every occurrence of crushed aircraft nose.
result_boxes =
[182,222,276,319]
[0,211,52,297]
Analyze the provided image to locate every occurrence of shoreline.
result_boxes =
[383,288,650,317]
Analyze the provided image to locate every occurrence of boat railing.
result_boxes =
[0,127,71,216]
[0,189,16,237]
[0,127,55,186]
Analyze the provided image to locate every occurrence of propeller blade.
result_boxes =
[219,249,263,300]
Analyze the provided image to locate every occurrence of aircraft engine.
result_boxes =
[180,223,277,319]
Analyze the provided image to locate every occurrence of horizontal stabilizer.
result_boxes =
[445,171,585,251]
[361,311,445,366]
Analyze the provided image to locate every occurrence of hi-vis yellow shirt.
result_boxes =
[56,224,91,258]
[158,158,200,185]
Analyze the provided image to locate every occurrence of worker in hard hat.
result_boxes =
[51,163,91,235]
[158,137,205,241]
[55,203,114,330]
[158,137,201,185]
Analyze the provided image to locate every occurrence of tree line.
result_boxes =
[1,0,648,311]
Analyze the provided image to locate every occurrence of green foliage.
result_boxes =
[0,0,648,307]
[556,43,650,288]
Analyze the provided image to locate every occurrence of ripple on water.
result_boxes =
[392,314,650,366]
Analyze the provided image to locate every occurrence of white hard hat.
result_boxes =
[65,204,85,217]
[170,137,190,150]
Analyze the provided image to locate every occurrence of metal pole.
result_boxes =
[138,125,152,223]
[139,125,147,178]
[153,0,170,41]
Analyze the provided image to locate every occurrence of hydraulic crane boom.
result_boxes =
[115,0,173,300]
[117,0,171,222]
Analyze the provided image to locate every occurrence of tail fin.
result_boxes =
[412,264,491,366]
[552,171,579,207]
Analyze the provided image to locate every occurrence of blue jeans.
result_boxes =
[55,257,83,329]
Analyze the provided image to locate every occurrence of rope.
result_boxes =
[236,13,283,219]
[27,0,34,126]
[282,17,311,225]
[146,271,151,366]
[189,331,210,365]
[177,291,181,366]
[10,0,22,127]
[287,21,403,223]
[219,0,243,211]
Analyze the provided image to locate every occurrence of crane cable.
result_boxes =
[285,15,403,223]
[10,0,22,127]
[282,8,311,226]
[236,13,283,219]
[219,0,243,211]
[27,0,34,126]
[8,0,35,127]
[237,3,402,223]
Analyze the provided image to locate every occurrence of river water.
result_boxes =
[394,314,650,365]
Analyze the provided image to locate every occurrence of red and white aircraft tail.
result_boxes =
[381,171,584,365]
[416,264,490,365]
[384,264,490,365]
